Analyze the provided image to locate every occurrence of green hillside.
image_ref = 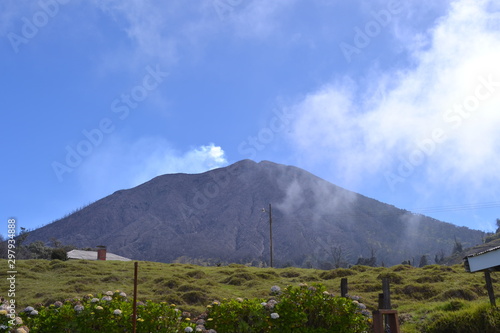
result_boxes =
[2,259,500,332]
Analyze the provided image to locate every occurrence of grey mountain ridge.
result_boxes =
[25,159,483,267]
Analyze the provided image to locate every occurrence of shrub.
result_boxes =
[15,291,196,333]
[439,288,478,301]
[319,268,355,280]
[422,303,500,333]
[181,291,207,305]
[205,283,370,333]
[185,270,206,279]
[377,272,403,284]
[222,276,245,286]
[440,300,465,312]
[279,270,301,278]
[391,264,414,272]
[48,260,68,269]
[255,271,279,279]
[51,248,68,261]
[397,284,435,300]
[416,275,444,283]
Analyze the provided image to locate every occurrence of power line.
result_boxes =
[411,201,500,214]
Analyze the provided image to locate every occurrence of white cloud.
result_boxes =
[90,0,181,68]
[288,0,500,196]
[78,137,228,198]
[130,140,228,186]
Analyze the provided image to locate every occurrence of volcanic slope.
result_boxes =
[25,160,483,267]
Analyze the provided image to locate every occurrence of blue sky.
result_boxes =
[2,0,500,236]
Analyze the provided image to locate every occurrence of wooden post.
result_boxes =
[132,262,138,333]
[373,310,400,333]
[378,293,385,310]
[340,278,348,297]
[373,278,400,333]
[269,203,273,268]
[382,277,392,309]
[485,270,496,307]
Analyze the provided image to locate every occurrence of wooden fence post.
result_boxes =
[485,270,496,307]
[341,278,348,298]
[373,278,400,333]
[382,277,392,310]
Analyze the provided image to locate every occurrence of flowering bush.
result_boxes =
[205,283,371,333]
[13,290,196,333]
[1,284,370,333]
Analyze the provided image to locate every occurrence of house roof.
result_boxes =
[464,245,500,259]
[67,249,131,261]
[463,246,500,272]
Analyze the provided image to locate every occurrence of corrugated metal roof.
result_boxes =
[463,245,500,272]
[67,250,131,261]
[464,245,500,259]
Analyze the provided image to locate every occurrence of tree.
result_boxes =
[326,245,350,268]
[0,234,7,259]
[434,249,445,264]
[356,247,377,267]
[496,218,500,234]
[16,227,29,247]
[356,256,376,267]
[51,248,68,261]
[419,255,428,267]
[50,237,63,248]
[318,237,351,269]
[26,241,51,259]
[452,237,463,254]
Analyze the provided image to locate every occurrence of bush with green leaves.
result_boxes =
[421,302,500,333]
[13,290,195,333]
[205,283,371,333]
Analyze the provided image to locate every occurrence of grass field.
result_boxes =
[2,259,499,332]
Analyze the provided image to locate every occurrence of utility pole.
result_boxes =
[269,203,273,268]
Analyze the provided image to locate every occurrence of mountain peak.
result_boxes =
[25,160,483,267]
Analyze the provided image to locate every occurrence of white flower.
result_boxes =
[105,291,113,296]
[74,305,84,312]
[30,310,39,316]
[361,309,371,317]
[113,309,122,316]
[270,313,279,319]
[91,298,99,303]
[102,296,112,301]
[184,327,193,332]
[119,292,127,297]
[270,285,281,293]
[261,302,267,306]
[265,299,278,309]
[23,306,34,313]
